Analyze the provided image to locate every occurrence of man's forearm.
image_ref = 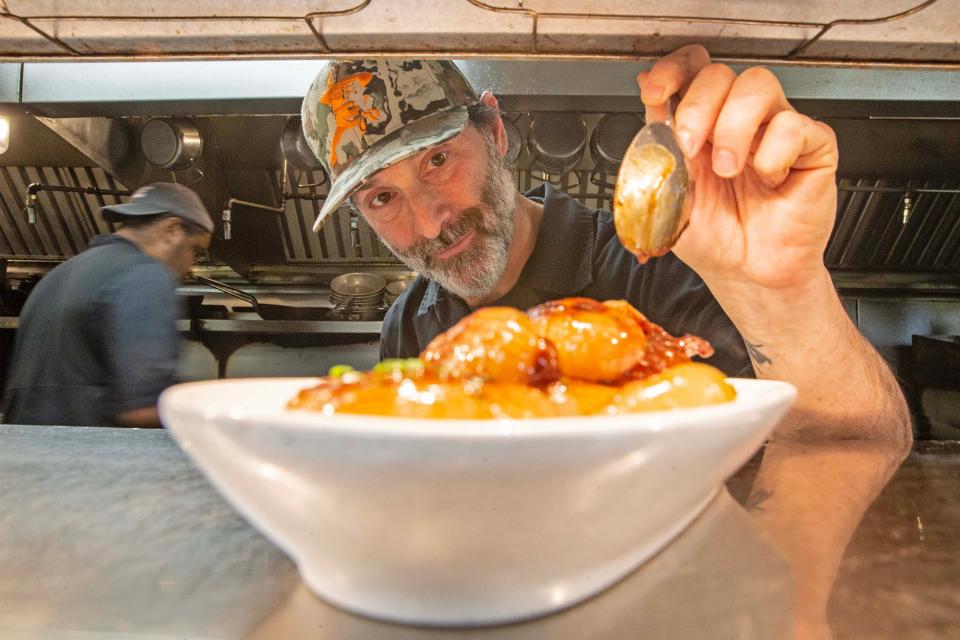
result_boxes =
[706,267,911,445]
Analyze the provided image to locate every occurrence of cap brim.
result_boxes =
[312,106,470,232]
[101,202,169,219]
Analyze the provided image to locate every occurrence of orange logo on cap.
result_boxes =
[320,71,384,169]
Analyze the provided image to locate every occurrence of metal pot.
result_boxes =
[526,113,587,176]
[330,272,386,297]
[280,115,326,171]
[590,112,645,174]
[140,118,203,171]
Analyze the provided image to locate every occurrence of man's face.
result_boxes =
[171,226,212,280]
[351,123,517,299]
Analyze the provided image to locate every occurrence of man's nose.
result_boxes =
[408,192,452,240]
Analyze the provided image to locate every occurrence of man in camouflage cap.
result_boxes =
[300,52,909,451]
[302,59,521,302]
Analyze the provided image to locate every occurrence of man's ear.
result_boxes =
[479,90,509,158]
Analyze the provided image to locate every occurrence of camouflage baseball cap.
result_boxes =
[302,59,477,231]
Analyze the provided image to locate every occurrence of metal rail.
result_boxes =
[23,182,130,224]
[788,0,940,57]
[464,0,943,60]
[0,0,949,67]
[0,0,373,57]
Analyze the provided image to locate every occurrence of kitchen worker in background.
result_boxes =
[1,182,213,428]
[300,47,910,446]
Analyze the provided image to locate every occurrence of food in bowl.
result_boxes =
[288,297,735,419]
[160,293,795,625]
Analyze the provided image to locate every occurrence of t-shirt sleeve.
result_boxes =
[103,263,180,414]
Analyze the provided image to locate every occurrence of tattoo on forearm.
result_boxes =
[746,487,773,513]
[745,341,772,366]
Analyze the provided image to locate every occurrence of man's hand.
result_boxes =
[638,45,839,293]
[637,46,910,446]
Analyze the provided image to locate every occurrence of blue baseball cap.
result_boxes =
[101,182,215,233]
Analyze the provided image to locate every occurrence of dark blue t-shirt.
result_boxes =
[2,235,180,426]
[379,184,752,377]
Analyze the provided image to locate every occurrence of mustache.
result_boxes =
[409,209,485,263]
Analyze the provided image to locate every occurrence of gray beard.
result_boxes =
[380,142,517,300]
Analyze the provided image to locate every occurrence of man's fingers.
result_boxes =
[751,111,839,189]
[638,44,711,122]
[639,53,821,185]
[637,71,669,123]
[707,67,794,178]
[672,63,737,157]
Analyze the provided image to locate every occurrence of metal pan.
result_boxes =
[193,275,331,321]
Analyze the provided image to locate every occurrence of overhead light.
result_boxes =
[0,116,9,155]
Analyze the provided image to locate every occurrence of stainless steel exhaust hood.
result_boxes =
[0,2,957,281]
[3,58,960,121]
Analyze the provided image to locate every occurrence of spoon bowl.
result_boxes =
[613,118,693,263]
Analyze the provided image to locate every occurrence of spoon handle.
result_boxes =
[664,94,679,128]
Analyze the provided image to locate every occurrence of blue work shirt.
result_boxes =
[380,183,752,377]
[2,235,180,426]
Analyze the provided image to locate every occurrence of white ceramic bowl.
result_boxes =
[159,377,795,626]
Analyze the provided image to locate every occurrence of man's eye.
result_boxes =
[429,152,447,168]
[370,192,393,208]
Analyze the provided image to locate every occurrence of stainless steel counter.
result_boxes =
[0,425,957,639]
[0,316,382,335]
[196,319,382,334]
[0,316,195,333]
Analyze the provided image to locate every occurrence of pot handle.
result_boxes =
[193,275,261,314]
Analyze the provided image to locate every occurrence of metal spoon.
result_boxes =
[613,95,694,264]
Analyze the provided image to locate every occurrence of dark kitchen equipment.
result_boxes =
[912,335,960,389]
[181,294,204,320]
[140,118,203,171]
[590,112,645,174]
[193,275,330,321]
[527,113,587,176]
[912,334,960,439]
[179,294,230,320]
[211,200,289,275]
[0,258,10,314]
[0,263,39,316]
[280,116,326,171]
